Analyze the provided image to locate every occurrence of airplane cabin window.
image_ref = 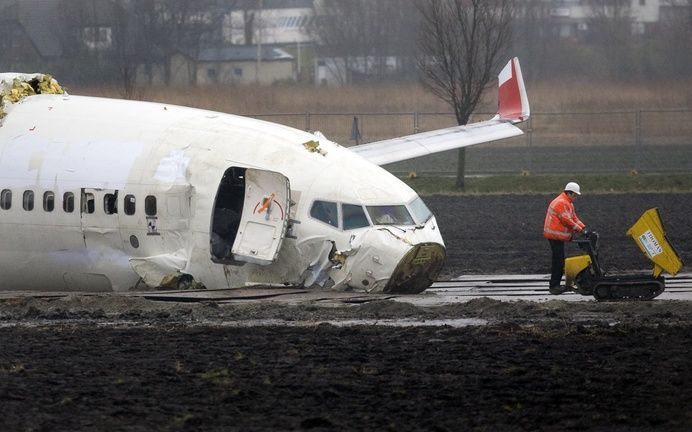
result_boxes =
[310,200,338,228]
[83,192,95,214]
[0,189,11,210]
[23,190,34,211]
[145,195,157,216]
[366,205,415,226]
[409,196,433,224]
[124,194,136,215]
[43,191,55,212]
[104,193,118,214]
[63,192,75,213]
[342,204,370,230]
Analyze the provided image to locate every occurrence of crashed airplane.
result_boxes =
[0,58,529,293]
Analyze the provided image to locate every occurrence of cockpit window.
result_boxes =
[342,203,370,230]
[409,196,433,224]
[366,205,414,225]
[310,200,338,227]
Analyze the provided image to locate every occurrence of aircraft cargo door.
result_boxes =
[211,167,290,266]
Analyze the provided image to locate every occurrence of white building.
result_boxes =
[223,0,314,45]
[540,0,662,38]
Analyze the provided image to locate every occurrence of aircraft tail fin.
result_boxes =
[497,57,530,123]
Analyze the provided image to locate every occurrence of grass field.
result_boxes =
[403,173,692,195]
[75,79,692,115]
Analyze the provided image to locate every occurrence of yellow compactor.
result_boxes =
[565,208,683,301]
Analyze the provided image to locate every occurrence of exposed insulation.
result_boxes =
[302,139,327,156]
[0,73,65,121]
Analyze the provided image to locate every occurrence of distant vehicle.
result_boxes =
[0,58,529,294]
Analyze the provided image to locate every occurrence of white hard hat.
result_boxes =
[565,182,581,195]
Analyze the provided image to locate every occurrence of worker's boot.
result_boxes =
[549,285,568,295]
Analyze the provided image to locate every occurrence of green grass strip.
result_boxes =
[402,173,692,195]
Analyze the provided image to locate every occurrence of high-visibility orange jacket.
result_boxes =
[543,192,585,241]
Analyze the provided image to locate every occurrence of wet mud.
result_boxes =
[1,193,692,431]
[2,313,691,432]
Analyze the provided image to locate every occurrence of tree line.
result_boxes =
[2,0,691,89]
[313,0,692,83]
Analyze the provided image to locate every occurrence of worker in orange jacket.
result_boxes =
[544,182,587,294]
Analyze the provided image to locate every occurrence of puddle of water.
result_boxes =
[0,318,488,329]
[204,318,489,328]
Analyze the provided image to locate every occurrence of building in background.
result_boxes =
[170,45,294,85]
[542,0,662,39]
[224,0,313,45]
[1,0,691,86]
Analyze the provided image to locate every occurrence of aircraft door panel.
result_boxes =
[230,169,290,265]
[76,188,128,289]
[80,188,125,251]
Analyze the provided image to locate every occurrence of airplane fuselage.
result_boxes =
[0,93,445,292]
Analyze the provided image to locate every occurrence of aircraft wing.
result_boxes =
[350,57,530,166]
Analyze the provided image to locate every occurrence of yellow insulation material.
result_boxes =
[302,139,327,156]
[36,74,64,95]
[7,80,37,103]
[0,73,65,121]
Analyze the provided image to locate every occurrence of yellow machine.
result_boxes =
[565,208,683,301]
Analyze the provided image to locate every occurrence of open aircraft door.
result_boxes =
[227,168,290,265]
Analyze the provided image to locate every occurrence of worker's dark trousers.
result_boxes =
[548,239,566,288]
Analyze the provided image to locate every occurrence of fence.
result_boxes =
[250,110,692,175]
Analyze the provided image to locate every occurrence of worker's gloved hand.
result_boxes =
[582,229,590,236]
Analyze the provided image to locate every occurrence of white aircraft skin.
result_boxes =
[0,58,529,293]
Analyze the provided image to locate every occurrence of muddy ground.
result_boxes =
[1,193,691,431]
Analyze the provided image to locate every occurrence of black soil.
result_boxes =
[426,192,691,277]
[2,322,692,432]
[1,193,691,431]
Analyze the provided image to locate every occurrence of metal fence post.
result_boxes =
[305,112,311,131]
[414,112,419,134]
[635,110,641,172]
[522,116,534,173]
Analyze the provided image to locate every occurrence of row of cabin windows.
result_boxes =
[0,189,157,216]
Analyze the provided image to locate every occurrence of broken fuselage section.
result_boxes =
[0,73,445,293]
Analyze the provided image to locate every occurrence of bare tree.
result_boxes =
[417,0,514,189]
[120,0,225,86]
[242,8,256,44]
[110,1,143,98]
[587,0,634,79]
[57,0,137,92]
[55,0,224,88]
[654,0,692,79]
[511,0,553,81]
[155,0,225,85]
[310,0,418,84]
[310,0,362,85]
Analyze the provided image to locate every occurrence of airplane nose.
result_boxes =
[383,242,446,294]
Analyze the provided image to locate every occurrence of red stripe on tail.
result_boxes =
[497,58,529,123]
